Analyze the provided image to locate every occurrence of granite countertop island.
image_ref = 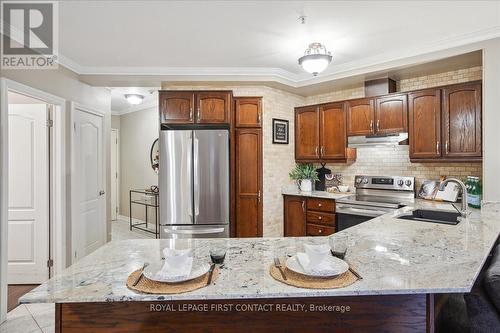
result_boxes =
[22,199,500,332]
[21,201,500,304]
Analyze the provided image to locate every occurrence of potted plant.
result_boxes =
[289,163,319,192]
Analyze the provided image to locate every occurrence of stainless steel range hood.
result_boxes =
[348,133,408,148]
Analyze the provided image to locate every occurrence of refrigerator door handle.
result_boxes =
[193,136,200,217]
[163,227,225,235]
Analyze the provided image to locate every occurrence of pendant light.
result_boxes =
[298,42,333,76]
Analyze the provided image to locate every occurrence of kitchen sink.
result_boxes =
[396,209,461,225]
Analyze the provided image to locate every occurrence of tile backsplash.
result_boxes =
[322,146,482,190]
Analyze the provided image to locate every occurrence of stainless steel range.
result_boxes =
[335,175,416,231]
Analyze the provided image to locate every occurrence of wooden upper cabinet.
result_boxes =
[346,98,375,136]
[284,196,306,237]
[235,97,262,128]
[319,103,347,160]
[295,106,319,160]
[235,128,262,237]
[375,94,408,134]
[408,89,442,159]
[159,91,194,124]
[442,82,482,158]
[196,91,231,124]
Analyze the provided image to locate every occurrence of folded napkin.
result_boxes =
[155,248,193,280]
[297,243,331,275]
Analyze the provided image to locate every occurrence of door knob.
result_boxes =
[99,190,105,196]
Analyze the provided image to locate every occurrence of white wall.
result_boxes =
[117,107,159,220]
[482,38,500,201]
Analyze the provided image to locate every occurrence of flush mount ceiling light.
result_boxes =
[298,42,333,76]
[125,93,144,105]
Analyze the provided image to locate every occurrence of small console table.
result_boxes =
[129,189,159,238]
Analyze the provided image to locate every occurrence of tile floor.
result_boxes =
[0,217,154,332]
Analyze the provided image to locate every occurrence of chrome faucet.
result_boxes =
[438,178,470,217]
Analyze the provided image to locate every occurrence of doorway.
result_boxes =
[0,79,67,323]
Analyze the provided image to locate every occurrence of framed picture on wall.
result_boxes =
[272,118,289,144]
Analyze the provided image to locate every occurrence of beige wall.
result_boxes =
[161,84,305,236]
[111,115,121,129]
[117,107,159,221]
[305,66,483,189]
[0,66,111,264]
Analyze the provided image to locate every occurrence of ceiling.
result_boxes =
[58,0,499,85]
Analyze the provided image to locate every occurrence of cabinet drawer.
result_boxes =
[307,211,335,226]
[306,223,335,236]
[306,198,335,213]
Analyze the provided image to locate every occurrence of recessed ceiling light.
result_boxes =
[298,42,333,76]
[125,93,144,105]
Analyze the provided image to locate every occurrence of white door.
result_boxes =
[7,104,49,283]
[73,109,105,261]
[110,129,119,221]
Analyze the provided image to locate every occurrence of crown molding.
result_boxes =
[59,26,500,88]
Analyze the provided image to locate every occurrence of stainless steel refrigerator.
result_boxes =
[159,129,230,238]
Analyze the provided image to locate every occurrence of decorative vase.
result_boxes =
[299,179,313,192]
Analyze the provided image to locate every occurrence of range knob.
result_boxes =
[397,180,404,186]
[405,180,412,187]
[363,178,369,184]
[355,178,362,184]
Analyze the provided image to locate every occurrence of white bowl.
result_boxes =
[338,185,349,192]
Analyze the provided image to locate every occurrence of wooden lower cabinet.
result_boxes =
[235,128,262,237]
[284,195,335,236]
[283,196,306,237]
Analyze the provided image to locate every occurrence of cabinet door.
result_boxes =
[284,196,306,237]
[319,102,346,160]
[235,97,262,128]
[196,91,230,124]
[295,106,319,160]
[408,89,442,159]
[235,129,262,237]
[159,91,194,124]
[442,82,482,158]
[375,94,408,134]
[346,98,375,136]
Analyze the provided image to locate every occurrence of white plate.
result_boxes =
[143,261,211,283]
[286,254,349,278]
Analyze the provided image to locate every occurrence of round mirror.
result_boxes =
[150,138,159,174]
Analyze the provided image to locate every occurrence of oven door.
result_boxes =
[336,204,394,231]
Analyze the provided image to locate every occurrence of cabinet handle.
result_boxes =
[370,120,373,132]
[377,120,380,132]
[315,146,319,157]
[318,203,322,207]
[301,201,305,212]
[318,216,322,220]
[197,107,200,120]
[320,146,325,156]
[318,229,323,234]
[258,112,261,124]
[436,141,440,155]
[445,141,449,154]
[257,190,261,202]
[189,108,193,120]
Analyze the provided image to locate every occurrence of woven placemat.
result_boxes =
[127,266,219,294]
[269,260,358,289]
